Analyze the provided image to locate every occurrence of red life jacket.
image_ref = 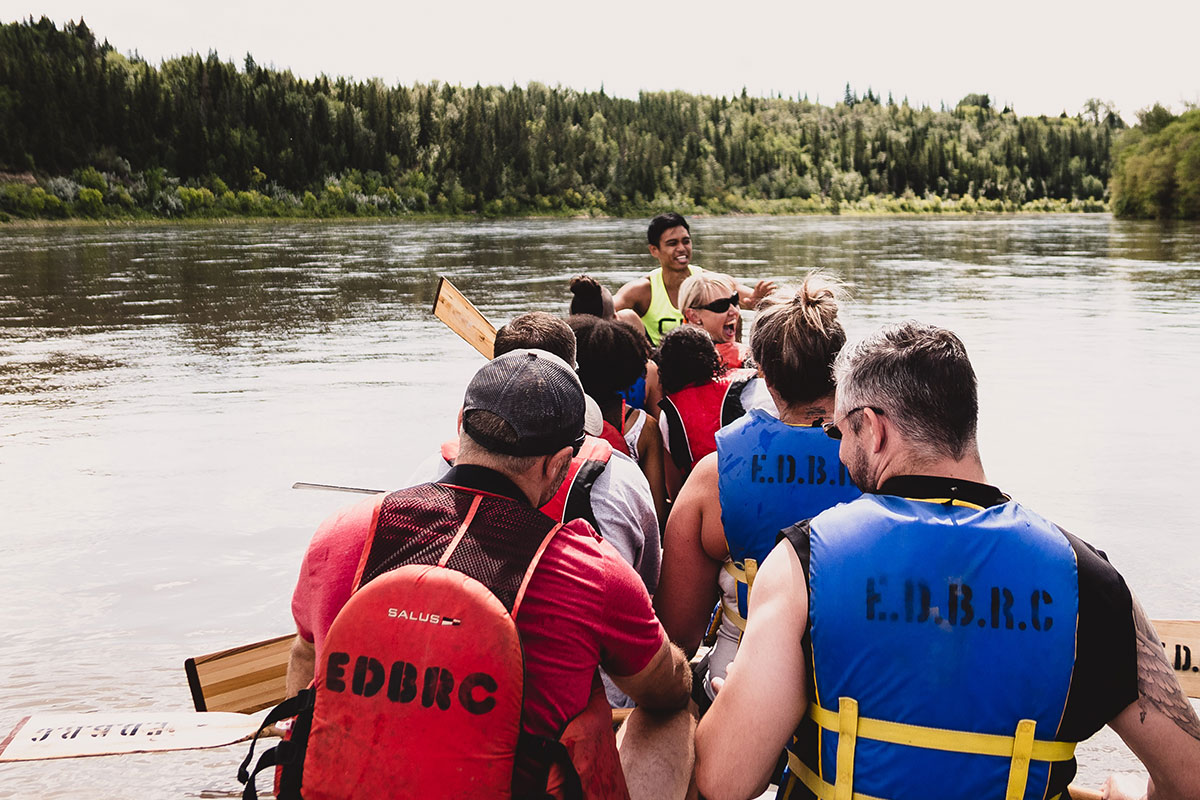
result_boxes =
[715,341,750,369]
[240,484,629,800]
[658,368,754,474]
[442,436,613,533]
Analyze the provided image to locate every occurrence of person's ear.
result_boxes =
[456,406,464,431]
[546,446,574,478]
[682,308,700,325]
[862,408,887,454]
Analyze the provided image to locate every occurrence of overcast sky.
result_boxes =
[10,0,1200,122]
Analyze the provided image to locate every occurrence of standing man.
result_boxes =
[614,212,773,346]
[286,350,693,799]
[696,322,1200,800]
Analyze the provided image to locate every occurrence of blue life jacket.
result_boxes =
[618,375,647,410]
[715,409,860,625]
[785,494,1080,800]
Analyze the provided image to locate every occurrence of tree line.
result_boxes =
[0,16,1186,221]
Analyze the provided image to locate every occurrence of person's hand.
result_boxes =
[748,279,777,308]
[709,660,736,695]
[1101,772,1147,800]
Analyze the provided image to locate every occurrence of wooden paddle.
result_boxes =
[179,618,1200,793]
[0,711,266,762]
[432,275,497,359]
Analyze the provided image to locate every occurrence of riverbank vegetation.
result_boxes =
[0,17,1173,223]
[1110,107,1200,219]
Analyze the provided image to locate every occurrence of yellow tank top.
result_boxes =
[640,266,700,346]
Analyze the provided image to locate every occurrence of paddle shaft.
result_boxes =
[291,481,382,495]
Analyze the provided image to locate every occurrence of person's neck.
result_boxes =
[600,396,624,430]
[454,456,542,506]
[877,451,988,488]
[660,263,691,290]
[773,391,834,427]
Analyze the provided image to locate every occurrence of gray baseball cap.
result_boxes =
[462,349,586,456]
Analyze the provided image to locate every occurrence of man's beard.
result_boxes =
[844,439,877,493]
[539,454,573,507]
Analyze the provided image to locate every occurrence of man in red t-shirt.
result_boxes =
[287,349,693,797]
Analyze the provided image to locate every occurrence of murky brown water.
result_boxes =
[2,215,1198,795]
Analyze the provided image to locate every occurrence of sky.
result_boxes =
[8,0,1200,123]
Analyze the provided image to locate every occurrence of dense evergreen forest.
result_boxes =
[0,17,1191,221]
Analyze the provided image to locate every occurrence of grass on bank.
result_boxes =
[0,170,1109,224]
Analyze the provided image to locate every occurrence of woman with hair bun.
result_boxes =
[655,273,862,707]
[568,275,616,319]
[569,314,668,527]
[569,275,663,419]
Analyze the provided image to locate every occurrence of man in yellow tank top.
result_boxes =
[614,213,775,346]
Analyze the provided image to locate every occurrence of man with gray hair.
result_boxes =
[284,350,692,798]
[696,322,1200,800]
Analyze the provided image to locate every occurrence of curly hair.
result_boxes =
[568,315,647,402]
[655,325,725,395]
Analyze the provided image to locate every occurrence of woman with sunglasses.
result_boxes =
[678,272,752,369]
[655,273,861,710]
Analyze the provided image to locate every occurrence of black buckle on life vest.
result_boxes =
[237,689,314,800]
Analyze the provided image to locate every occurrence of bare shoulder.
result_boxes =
[614,276,652,313]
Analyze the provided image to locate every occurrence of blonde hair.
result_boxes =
[749,271,846,406]
[678,272,738,315]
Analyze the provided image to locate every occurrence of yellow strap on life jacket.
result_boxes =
[720,558,759,632]
[1005,719,1037,800]
[785,752,886,800]
[806,703,1076,762]
[719,599,746,631]
[906,497,987,510]
[784,750,1067,800]
[834,698,858,800]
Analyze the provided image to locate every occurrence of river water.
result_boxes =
[1,215,1198,796]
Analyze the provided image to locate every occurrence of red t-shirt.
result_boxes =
[291,488,666,738]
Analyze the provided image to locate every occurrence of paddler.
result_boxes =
[656,274,860,712]
[613,212,775,346]
[283,350,693,798]
[695,321,1200,800]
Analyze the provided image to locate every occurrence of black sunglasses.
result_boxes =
[694,292,740,314]
[823,406,885,440]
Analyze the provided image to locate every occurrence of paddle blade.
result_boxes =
[0,711,265,761]
[184,634,293,714]
[1155,619,1200,699]
[433,276,496,359]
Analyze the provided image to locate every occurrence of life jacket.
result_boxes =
[715,341,750,370]
[783,494,1081,800]
[239,484,629,800]
[714,409,860,632]
[658,368,754,474]
[441,436,613,533]
[599,421,629,459]
[595,401,637,460]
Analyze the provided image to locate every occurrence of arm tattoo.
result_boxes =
[1132,597,1200,741]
